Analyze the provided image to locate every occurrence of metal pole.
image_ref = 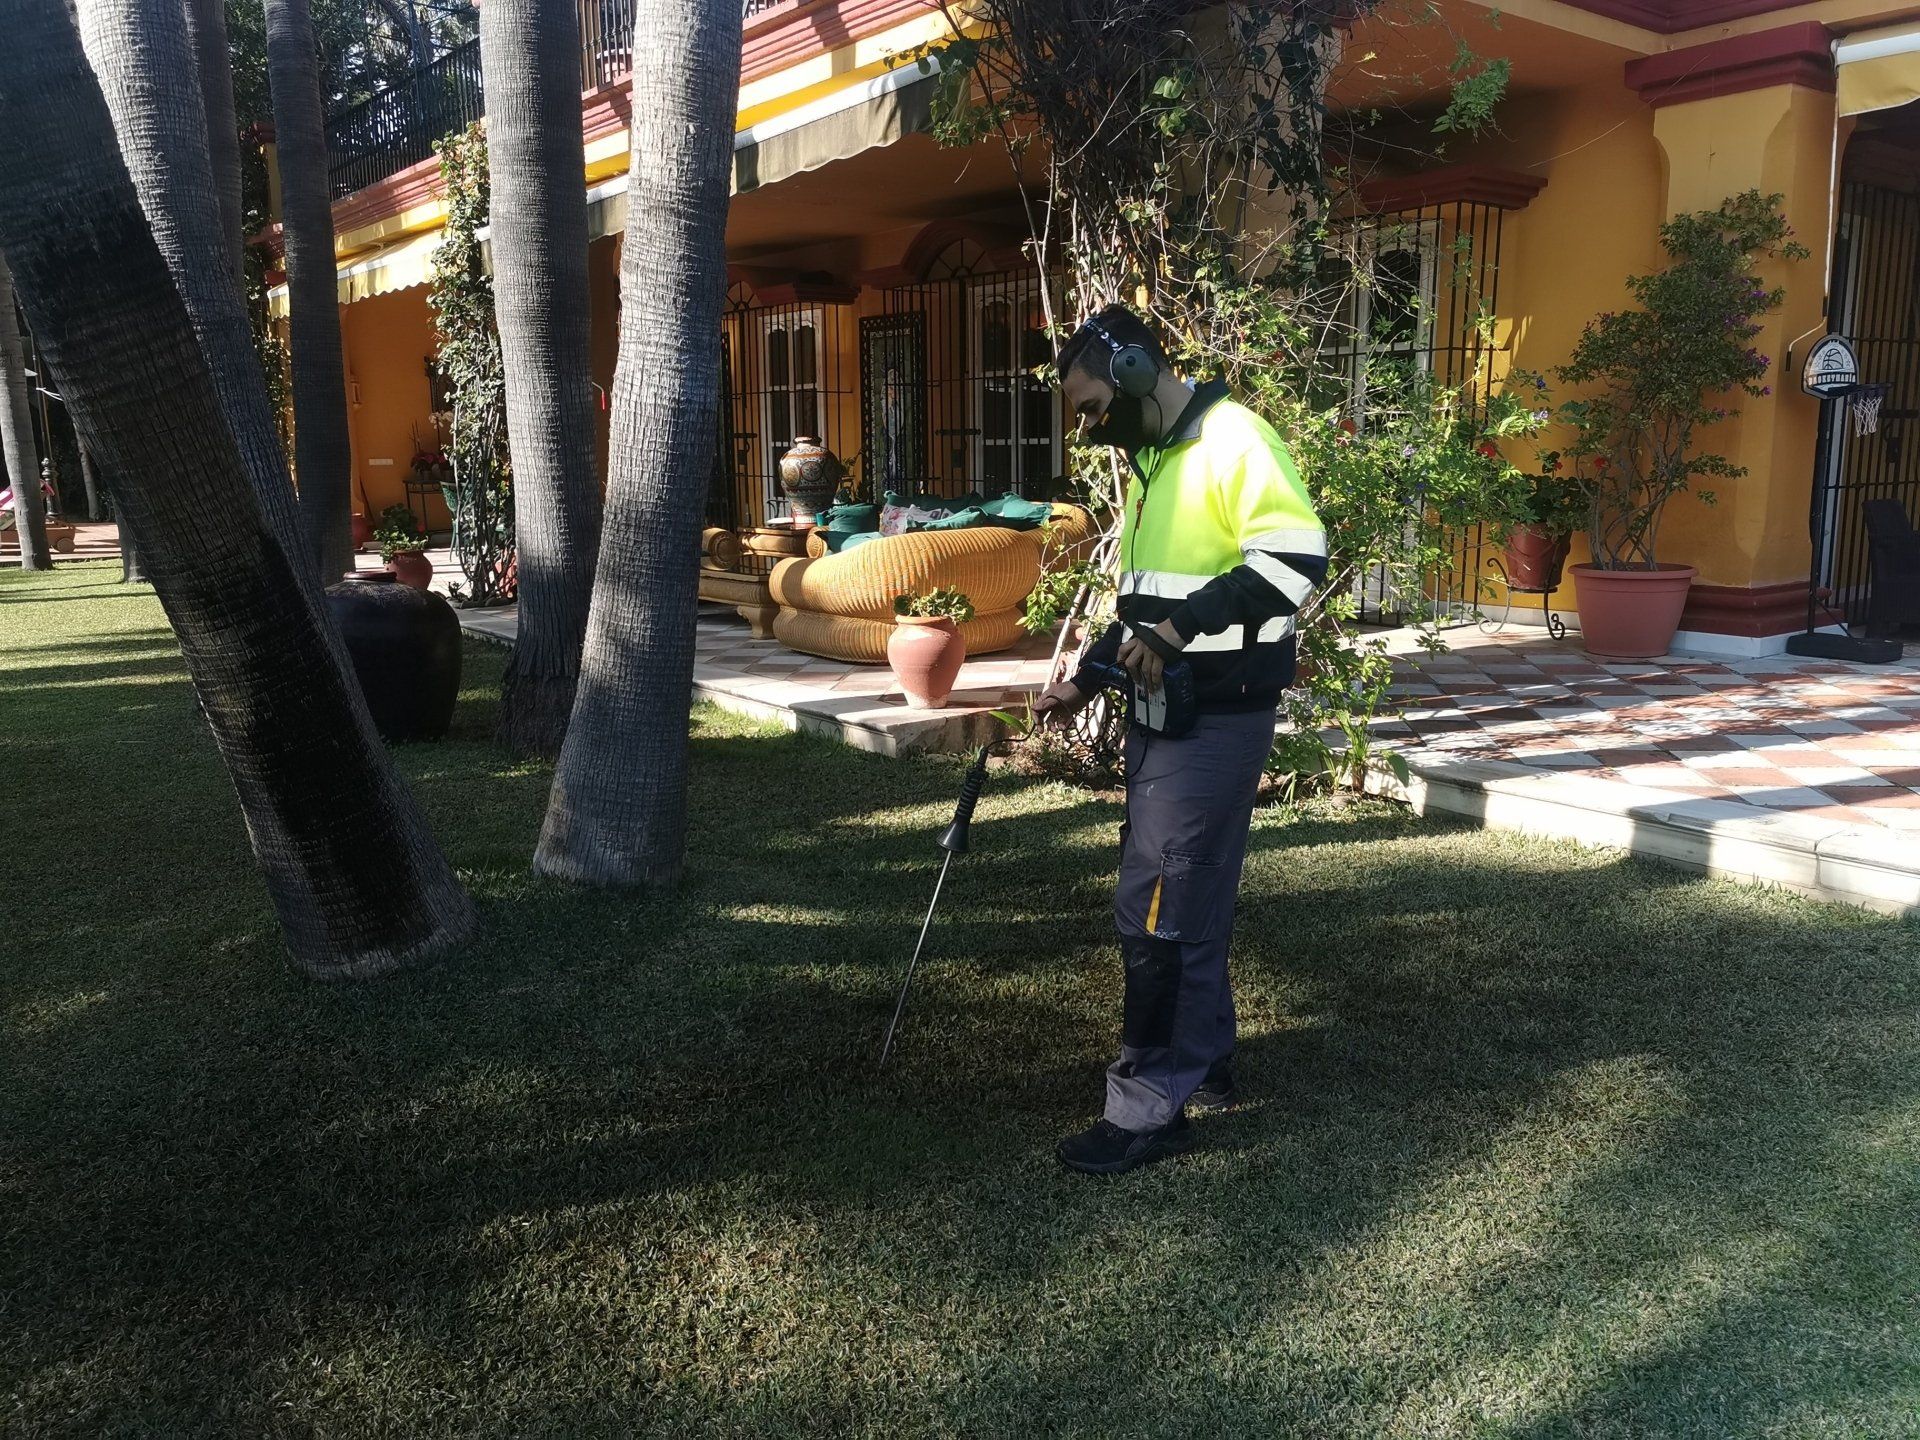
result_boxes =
[877,849,956,1071]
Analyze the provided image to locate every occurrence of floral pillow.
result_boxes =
[879,497,955,537]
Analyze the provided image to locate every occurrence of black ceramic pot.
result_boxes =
[325,571,462,742]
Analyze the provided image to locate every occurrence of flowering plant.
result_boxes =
[1555,190,1807,569]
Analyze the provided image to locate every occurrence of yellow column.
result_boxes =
[1649,81,1838,590]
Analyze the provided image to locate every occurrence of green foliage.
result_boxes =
[1021,558,1107,636]
[894,586,976,622]
[1521,446,1589,537]
[427,123,514,604]
[1555,190,1808,570]
[1264,367,1543,795]
[1435,44,1510,136]
[371,502,427,560]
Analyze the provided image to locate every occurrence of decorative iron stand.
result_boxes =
[1480,553,1568,640]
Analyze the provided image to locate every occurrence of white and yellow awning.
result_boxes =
[273,52,940,315]
[1836,21,1920,117]
[266,226,443,317]
[584,55,938,242]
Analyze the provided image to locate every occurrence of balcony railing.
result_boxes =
[326,39,485,199]
[326,0,792,199]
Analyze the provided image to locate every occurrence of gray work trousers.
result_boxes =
[1104,709,1273,1132]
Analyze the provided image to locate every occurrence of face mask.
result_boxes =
[1093,392,1157,453]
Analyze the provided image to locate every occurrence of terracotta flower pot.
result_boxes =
[1502,523,1570,592]
[389,549,434,589]
[1570,563,1696,659]
[887,615,966,709]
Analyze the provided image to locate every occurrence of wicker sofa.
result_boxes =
[767,503,1099,663]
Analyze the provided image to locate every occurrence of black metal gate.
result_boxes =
[1806,179,1920,632]
[1323,198,1510,625]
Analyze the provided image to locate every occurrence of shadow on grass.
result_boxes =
[6,612,1920,1434]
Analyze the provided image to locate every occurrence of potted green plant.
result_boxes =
[1501,454,1585,591]
[889,585,975,709]
[373,503,433,589]
[1556,190,1806,657]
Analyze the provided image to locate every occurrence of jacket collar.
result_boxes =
[1160,378,1231,448]
[1129,379,1231,481]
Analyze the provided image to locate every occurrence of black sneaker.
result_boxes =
[1056,1115,1192,1175]
[1188,1060,1238,1113]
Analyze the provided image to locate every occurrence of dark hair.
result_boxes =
[1055,304,1169,385]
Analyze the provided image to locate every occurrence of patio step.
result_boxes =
[1374,752,1920,919]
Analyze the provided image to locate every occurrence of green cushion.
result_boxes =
[838,531,882,552]
[817,502,879,535]
[979,494,1054,530]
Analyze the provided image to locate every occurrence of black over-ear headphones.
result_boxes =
[1079,315,1159,399]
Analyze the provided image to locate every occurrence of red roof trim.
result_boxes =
[1556,0,1806,35]
[1356,164,1547,214]
[1624,22,1834,108]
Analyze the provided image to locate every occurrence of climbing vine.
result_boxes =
[428,122,515,605]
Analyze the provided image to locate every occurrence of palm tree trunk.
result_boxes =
[184,0,247,292]
[532,0,741,886]
[77,0,306,580]
[480,0,602,758]
[0,2,473,977]
[80,445,103,522]
[121,525,147,584]
[0,253,50,571]
[263,0,354,582]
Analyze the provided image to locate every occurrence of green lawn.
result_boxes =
[4,561,1919,1438]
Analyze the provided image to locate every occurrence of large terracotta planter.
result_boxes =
[1502,524,1570,592]
[325,572,462,742]
[887,615,966,709]
[389,549,433,589]
[1571,563,1697,659]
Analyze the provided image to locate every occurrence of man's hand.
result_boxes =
[1032,679,1091,729]
[1118,620,1187,694]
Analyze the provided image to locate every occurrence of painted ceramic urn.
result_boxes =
[778,436,843,523]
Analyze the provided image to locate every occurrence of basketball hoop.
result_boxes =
[1849,383,1890,438]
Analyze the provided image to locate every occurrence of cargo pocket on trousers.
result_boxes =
[1120,933,1181,1049]
[1146,849,1233,943]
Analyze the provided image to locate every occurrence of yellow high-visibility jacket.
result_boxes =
[1085,381,1327,713]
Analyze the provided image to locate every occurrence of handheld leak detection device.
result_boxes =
[876,627,1198,1067]
[1072,623,1198,738]
[878,745,990,1070]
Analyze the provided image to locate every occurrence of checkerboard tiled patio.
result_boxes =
[455,597,1061,755]
[1376,629,1920,833]
[452,591,1920,913]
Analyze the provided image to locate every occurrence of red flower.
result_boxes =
[1338,417,1357,436]
[1476,441,1499,459]
[1593,456,1610,473]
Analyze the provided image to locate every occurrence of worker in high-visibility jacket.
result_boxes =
[1035,305,1328,1176]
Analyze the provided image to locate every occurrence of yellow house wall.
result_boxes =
[1649,83,1839,591]
[339,284,447,525]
